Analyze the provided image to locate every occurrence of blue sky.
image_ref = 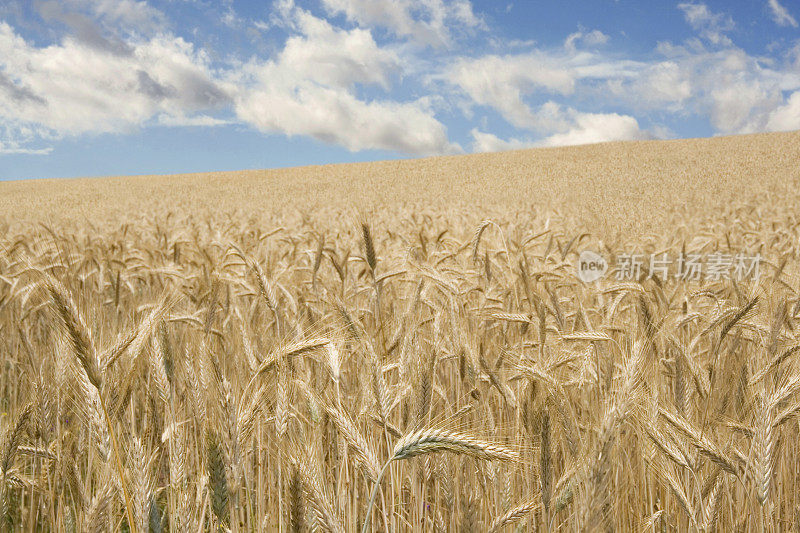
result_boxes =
[0,0,799,180]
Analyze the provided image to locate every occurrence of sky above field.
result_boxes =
[1,0,799,179]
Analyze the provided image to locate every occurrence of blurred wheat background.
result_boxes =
[1,130,800,532]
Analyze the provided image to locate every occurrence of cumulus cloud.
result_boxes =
[470,108,649,152]
[156,113,231,127]
[237,84,459,154]
[0,142,52,155]
[0,22,229,136]
[320,0,483,48]
[448,0,800,150]
[279,9,401,89]
[707,79,780,133]
[445,47,653,136]
[767,0,798,27]
[0,1,460,156]
[0,72,46,106]
[766,91,800,131]
[605,60,692,110]
[2,0,799,160]
[232,5,460,155]
[678,2,734,46]
[538,111,649,147]
[35,1,134,55]
[600,39,800,135]
[36,0,166,37]
[564,29,609,51]
[0,122,54,155]
[660,47,792,134]
[446,54,575,130]
[470,129,533,152]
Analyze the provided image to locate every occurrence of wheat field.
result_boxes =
[1,130,800,532]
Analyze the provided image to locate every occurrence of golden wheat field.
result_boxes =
[1,130,800,532]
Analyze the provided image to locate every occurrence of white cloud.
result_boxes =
[86,0,166,32]
[445,47,653,136]
[666,48,791,134]
[767,0,798,27]
[0,23,229,137]
[446,54,575,130]
[232,6,460,155]
[569,54,643,80]
[2,0,798,160]
[280,9,400,89]
[156,113,230,127]
[601,43,799,134]
[237,84,459,154]
[565,29,609,51]
[36,0,166,37]
[470,108,649,152]
[320,0,483,48]
[607,61,693,109]
[766,90,800,131]
[470,129,533,152]
[0,122,54,155]
[538,111,649,146]
[0,143,53,155]
[253,20,271,32]
[707,80,780,133]
[447,7,800,147]
[678,3,734,46]
[0,2,461,157]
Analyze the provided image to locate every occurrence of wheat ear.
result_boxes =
[361,427,518,533]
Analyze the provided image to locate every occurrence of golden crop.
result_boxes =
[1,130,799,531]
